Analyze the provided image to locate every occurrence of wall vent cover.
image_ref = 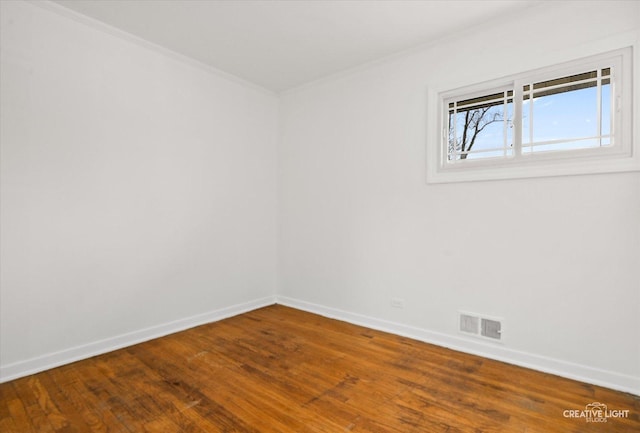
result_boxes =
[458,311,503,342]
[459,314,479,334]
[481,318,502,340]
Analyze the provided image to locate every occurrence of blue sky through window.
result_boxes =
[452,76,611,161]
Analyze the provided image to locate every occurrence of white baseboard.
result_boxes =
[0,296,276,383]
[4,294,637,396]
[276,295,640,396]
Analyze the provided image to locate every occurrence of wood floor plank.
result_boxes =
[30,372,87,433]
[1,304,638,432]
[50,361,134,433]
[8,379,55,433]
[1,383,26,433]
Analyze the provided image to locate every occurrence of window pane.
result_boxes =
[531,85,598,143]
[466,106,507,152]
[456,92,505,109]
[522,138,600,154]
[466,149,514,160]
[447,92,512,161]
[521,67,613,154]
[532,70,597,91]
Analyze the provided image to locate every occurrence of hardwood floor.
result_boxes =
[1,305,638,432]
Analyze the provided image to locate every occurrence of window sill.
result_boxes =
[426,152,640,183]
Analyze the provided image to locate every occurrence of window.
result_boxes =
[427,47,636,183]
[448,88,514,161]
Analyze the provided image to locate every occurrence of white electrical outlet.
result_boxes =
[390,297,405,308]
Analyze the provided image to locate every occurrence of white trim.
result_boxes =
[26,0,275,96]
[3,295,637,396]
[0,296,276,383]
[276,295,640,396]
[427,46,638,183]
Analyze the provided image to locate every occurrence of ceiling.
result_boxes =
[52,0,540,93]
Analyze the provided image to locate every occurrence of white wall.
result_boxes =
[2,0,638,395]
[278,1,640,393]
[0,1,277,378]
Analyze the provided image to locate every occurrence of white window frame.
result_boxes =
[426,47,636,183]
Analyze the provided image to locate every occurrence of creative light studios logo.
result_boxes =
[563,402,630,423]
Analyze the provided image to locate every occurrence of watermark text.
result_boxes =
[563,402,630,423]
